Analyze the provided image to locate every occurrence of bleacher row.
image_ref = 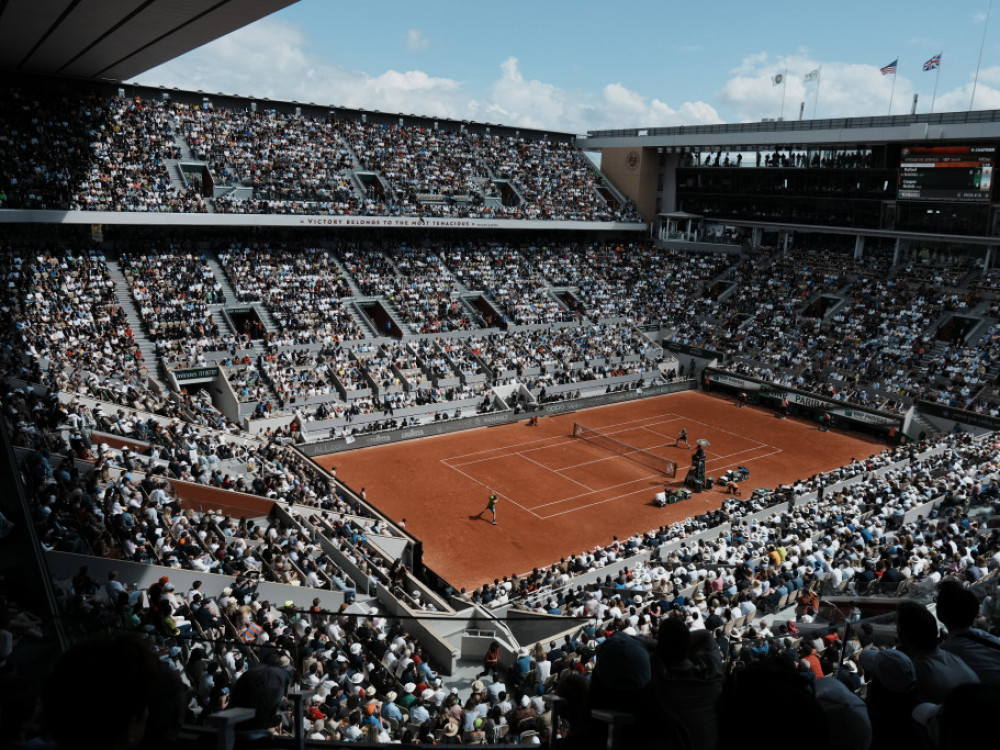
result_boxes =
[0,88,637,222]
[7,238,1000,447]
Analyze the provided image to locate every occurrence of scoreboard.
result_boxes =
[898,145,995,202]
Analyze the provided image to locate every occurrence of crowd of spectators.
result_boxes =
[121,250,227,355]
[9,379,999,749]
[2,87,636,221]
[341,121,484,210]
[218,243,362,344]
[484,135,635,222]
[440,241,573,326]
[178,103,358,210]
[1,250,147,385]
[0,88,100,210]
[12,237,1000,431]
[686,147,875,170]
[8,83,1000,749]
[77,96,206,213]
[4,239,1000,748]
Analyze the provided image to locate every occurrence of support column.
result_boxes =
[854,235,865,260]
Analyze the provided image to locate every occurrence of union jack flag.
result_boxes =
[923,53,942,71]
[881,59,898,75]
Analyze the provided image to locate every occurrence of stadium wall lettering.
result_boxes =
[916,400,1000,431]
[0,209,646,232]
[704,368,902,433]
[664,341,725,362]
[174,367,221,381]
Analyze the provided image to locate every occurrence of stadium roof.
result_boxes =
[0,0,299,81]
[579,108,1000,150]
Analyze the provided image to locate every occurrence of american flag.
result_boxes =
[923,53,942,71]
[881,59,898,75]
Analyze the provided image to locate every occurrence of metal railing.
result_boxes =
[586,108,1000,139]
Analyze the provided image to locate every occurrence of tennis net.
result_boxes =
[572,423,677,478]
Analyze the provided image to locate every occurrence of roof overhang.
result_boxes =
[0,0,299,81]
[579,111,1000,151]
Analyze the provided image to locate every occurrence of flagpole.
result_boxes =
[931,63,941,113]
[780,68,788,119]
[972,0,993,109]
[888,56,898,115]
[813,66,822,118]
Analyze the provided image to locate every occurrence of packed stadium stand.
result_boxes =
[3,64,1000,750]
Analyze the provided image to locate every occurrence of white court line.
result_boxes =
[557,452,661,473]
[443,413,681,467]
[538,484,663,519]
[448,432,678,470]
[538,449,785,519]
[702,445,772,462]
[442,409,784,520]
[680,415,778,451]
[585,413,684,432]
[447,437,577,469]
[525,451,641,474]
[531,471,663,510]
[706,448,784,473]
[516,450,595,491]
[639,424,687,440]
[441,461,543,519]
[442,433,577,463]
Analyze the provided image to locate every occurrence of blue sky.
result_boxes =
[133,1,1000,133]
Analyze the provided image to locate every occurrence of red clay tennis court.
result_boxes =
[316,391,885,591]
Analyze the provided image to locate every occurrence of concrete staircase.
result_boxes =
[164,160,187,193]
[909,410,942,438]
[342,300,376,338]
[172,131,194,161]
[202,254,277,334]
[330,253,366,297]
[107,262,159,370]
[965,316,996,345]
[202,255,239,306]
[376,298,415,336]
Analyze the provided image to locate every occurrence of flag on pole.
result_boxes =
[923,53,942,71]
[772,73,784,86]
[880,59,898,75]
[804,68,820,82]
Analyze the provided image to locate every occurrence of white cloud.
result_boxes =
[135,18,466,119]
[479,58,722,132]
[719,53,923,121]
[934,79,1000,112]
[404,29,429,51]
[132,17,720,133]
